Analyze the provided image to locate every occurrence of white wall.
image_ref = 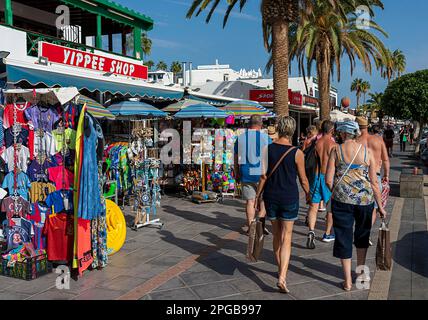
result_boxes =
[0,25,34,63]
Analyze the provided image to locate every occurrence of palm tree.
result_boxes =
[156,61,168,71]
[351,78,364,109]
[186,0,337,116]
[377,49,406,82]
[144,60,155,71]
[170,61,182,84]
[366,92,383,122]
[361,80,371,104]
[126,33,152,59]
[289,0,388,120]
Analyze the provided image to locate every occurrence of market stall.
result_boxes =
[106,100,167,230]
[0,87,119,280]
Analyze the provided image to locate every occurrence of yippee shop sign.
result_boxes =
[39,42,148,80]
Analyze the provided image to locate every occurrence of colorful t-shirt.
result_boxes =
[28,203,50,250]
[33,132,56,158]
[27,159,54,182]
[24,105,59,133]
[1,196,31,220]
[29,182,56,203]
[52,128,77,152]
[6,217,34,251]
[48,166,74,191]
[1,172,31,201]
[43,213,74,261]
[4,127,29,147]
[45,190,73,214]
[3,103,31,129]
[1,145,30,172]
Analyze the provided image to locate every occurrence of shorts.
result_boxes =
[374,174,383,209]
[331,200,374,259]
[384,139,393,149]
[242,182,258,201]
[265,201,299,222]
[310,174,332,204]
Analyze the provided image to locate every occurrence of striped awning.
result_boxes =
[163,99,206,112]
[174,103,228,119]
[108,100,167,117]
[76,95,115,120]
[221,100,275,119]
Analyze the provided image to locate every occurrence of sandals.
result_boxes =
[277,280,290,294]
[342,282,352,292]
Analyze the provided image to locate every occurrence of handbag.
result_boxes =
[246,218,265,262]
[255,146,297,207]
[248,146,296,263]
[376,219,392,271]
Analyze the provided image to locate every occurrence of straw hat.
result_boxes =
[356,116,369,128]
[268,126,277,135]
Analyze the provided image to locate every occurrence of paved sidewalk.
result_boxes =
[0,147,424,300]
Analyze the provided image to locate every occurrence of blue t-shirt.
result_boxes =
[46,190,74,214]
[234,130,272,183]
[1,172,31,201]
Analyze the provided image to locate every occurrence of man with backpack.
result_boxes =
[305,120,336,249]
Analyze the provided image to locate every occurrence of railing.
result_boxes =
[27,31,90,57]
[0,23,141,62]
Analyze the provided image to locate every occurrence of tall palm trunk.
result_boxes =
[356,93,360,109]
[317,42,331,121]
[272,21,289,116]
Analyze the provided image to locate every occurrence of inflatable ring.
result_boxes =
[106,200,127,256]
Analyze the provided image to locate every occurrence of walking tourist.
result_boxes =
[409,125,415,145]
[234,115,272,235]
[256,116,310,294]
[399,125,409,152]
[383,124,395,157]
[356,117,390,235]
[326,121,386,291]
[302,125,318,151]
[306,120,336,249]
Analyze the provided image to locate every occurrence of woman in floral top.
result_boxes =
[326,121,386,292]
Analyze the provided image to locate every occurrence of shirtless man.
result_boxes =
[306,120,336,249]
[356,117,390,231]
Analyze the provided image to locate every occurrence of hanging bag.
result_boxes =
[248,146,296,263]
[376,219,392,271]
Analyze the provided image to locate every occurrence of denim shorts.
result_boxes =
[331,199,374,259]
[265,201,299,222]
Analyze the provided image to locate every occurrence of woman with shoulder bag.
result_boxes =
[255,116,311,294]
[326,121,387,292]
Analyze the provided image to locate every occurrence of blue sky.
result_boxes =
[118,0,428,107]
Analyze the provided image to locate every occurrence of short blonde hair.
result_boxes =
[277,116,296,139]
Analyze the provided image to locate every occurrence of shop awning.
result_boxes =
[174,103,228,119]
[108,101,167,117]
[5,63,184,101]
[221,100,275,119]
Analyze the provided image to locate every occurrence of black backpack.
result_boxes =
[304,139,321,186]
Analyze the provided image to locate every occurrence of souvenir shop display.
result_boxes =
[105,199,126,255]
[0,88,113,280]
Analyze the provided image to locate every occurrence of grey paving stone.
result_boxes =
[180,270,225,286]
[74,287,126,300]
[242,291,295,300]
[229,277,272,293]
[97,275,150,292]
[191,281,239,300]
[5,275,57,295]
[27,288,77,300]
[286,281,331,300]
[149,287,199,300]
[0,290,31,300]
[152,277,186,292]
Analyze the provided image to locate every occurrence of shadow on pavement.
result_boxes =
[392,231,428,278]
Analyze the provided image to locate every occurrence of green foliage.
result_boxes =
[156,61,168,71]
[382,70,428,122]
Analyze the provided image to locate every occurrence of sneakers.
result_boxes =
[306,231,316,249]
[322,233,336,243]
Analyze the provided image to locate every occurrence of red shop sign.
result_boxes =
[39,42,148,80]
[303,95,319,107]
[249,89,274,103]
